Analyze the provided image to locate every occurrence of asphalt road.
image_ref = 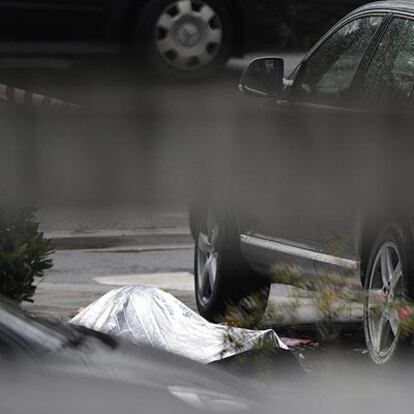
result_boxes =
[24,240,369,375]
[25,243,195,319]
[25,239,363,322]
[25,244,195,319]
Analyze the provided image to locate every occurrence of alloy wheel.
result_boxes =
[366,242,403,363]
[196,210,219,305]
[155,0,223,70]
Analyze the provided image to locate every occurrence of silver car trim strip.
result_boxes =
[240,234,358,270]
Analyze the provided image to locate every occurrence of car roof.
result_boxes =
[353,1,414,15]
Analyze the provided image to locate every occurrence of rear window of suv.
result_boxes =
[360,17,414,105]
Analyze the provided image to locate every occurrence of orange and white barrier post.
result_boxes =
[0,84,80,109]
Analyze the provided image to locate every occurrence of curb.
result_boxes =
[47,230,193,250]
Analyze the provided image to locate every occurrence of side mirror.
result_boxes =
[239,57,284,98]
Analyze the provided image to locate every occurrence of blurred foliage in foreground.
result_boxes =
[270,265,364,341]
[0,208,53,303]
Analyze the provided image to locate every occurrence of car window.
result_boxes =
[359,17,414,105]
[294,16,383,105]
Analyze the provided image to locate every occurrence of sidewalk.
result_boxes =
[37,204,192,250]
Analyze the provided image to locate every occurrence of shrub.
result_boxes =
[0,208,53,303]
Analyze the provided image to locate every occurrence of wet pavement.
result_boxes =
[24,239,369,375]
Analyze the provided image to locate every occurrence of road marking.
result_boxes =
[94,272,194,291]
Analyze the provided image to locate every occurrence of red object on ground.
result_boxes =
[398,306,412,321]
[281,337,316,348]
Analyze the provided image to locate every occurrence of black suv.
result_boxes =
[193,1,414,365]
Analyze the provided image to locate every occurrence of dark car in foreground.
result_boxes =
[0,0,371,77]
[193,1,414,366]
[0,296,258,413]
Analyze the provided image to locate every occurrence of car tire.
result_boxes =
[194,209,270,327]
[137,0,234,79]
[363,223,414,366]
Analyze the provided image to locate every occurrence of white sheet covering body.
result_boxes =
[70,286,288,364]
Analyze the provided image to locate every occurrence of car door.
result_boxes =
[0,0,110,45]
[241,14,386,278]
[312,15,414,277]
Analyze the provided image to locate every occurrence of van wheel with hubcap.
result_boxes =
[138,0,234,79]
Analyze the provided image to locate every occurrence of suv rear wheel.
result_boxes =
[364,223,414,365]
